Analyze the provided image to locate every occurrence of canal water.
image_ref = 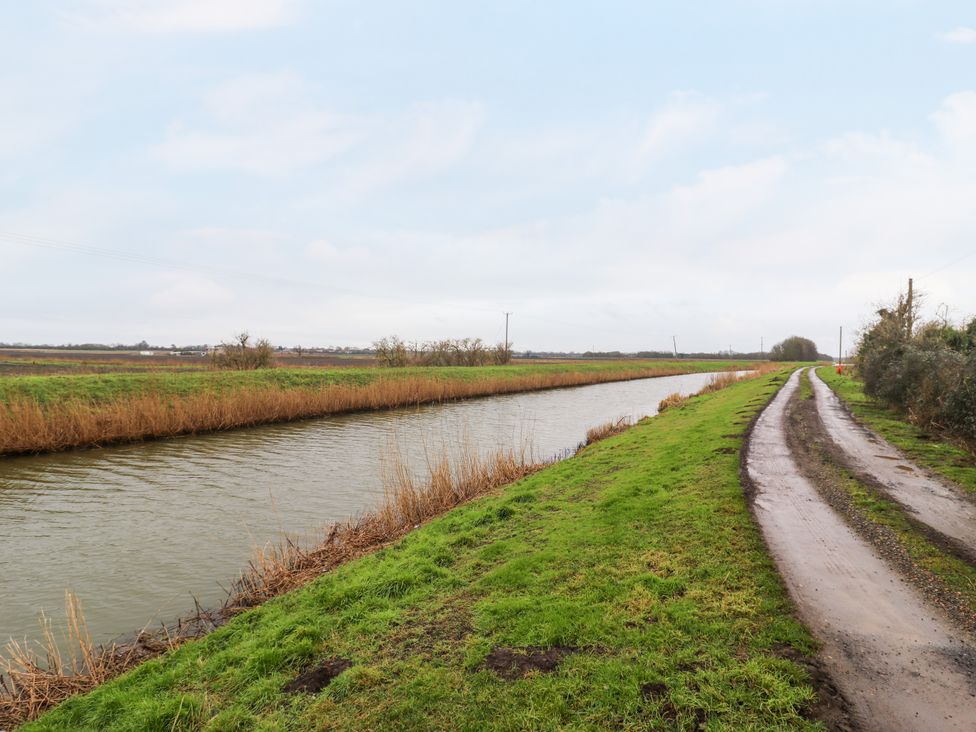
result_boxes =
[0,371,728,648]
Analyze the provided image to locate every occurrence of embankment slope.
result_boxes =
[24,370,831,731]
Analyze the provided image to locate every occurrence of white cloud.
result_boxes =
[0,77,91,160]
[941,27,976,44]
[931,91,976,151]
[149,73,364,174]
[337,101,483,197]
[639,93,722,158]
[148,272,234,311]
[82,0,299,32]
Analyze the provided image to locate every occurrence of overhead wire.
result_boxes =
[2,228,679,347]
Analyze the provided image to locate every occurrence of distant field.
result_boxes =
[0,349,375,377]
[0,360,754,406]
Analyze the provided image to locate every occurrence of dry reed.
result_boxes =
[0,444,543,728]
[227,444,541,608]
[0,366,705,456]
[582,417,635,447]
[659,363,781,413]
[0,592,189,730]
[657,392,688,413]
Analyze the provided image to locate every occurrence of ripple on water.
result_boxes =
[0,371,729,646]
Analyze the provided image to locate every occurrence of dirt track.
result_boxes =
[809,368,976,560]
[746,369,976,731]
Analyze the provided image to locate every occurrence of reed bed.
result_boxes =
[229,444,541,608]
[582,417,636,447]
[0,445,543,728]
[0,366,699,456]
[657,392,688,413]
[658,363,781,413]
[0,592,182,730]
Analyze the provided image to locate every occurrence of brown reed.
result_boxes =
[657,392,688,413]
[0,444,543,728]
[582,417,635,447]
[227,443,542,608]
[0,366,707,456]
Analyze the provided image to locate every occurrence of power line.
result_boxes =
[917,249,976,280]
[0,229,501,314]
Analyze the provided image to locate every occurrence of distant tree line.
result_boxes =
[856,288,976,443]
[0,340,210,351]
[373,336,512,367]
[769,336,820,362]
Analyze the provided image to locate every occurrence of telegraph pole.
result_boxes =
[672,335,678,359]
[760,336,764,359]
[906,277,914,338]
[504,312,512,357]
[838,326,843,366]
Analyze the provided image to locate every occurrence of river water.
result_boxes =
[0,371,726,648]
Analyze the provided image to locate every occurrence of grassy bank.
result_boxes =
[22,370,829,731]
[0,360,754,456]
[817,367,976,494]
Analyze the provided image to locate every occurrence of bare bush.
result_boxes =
[210,332,275,370]
[373,335,511,367]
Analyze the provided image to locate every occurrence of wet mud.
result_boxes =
[745,369,976,731]
[785,372,976,634]
[483,646,577,680]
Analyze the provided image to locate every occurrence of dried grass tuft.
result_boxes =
[582,417,635,447]
[227,443,541,608]
[657,393,688,413]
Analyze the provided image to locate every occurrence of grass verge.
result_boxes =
[20,370,827,731]
[817,367,976,494]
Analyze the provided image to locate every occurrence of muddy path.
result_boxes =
[809,368,976,561]
[745,369,976,732]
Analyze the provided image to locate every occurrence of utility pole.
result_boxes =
[672,335,678,359]
[906,277,914,338]
[760,336,764,359]
[839,326,843,366]
[503,312,512,357]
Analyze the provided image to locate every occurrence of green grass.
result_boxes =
[25,370,823,731]
[0,360,753,406]
[817,367,976,494]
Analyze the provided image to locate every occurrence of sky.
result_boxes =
[2,1,975,354]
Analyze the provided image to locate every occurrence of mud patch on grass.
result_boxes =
[283,658,352,694]
[384,599,474,662]
[484,646,577,680]
[773,644,856,731]
[640,681,679,722]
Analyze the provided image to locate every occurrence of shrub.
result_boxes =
[855,288,976,444]
[210,332,275,370]
[373,336,511,367]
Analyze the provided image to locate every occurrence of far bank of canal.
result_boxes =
[0,370,732,649]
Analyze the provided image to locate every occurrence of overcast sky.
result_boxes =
[2,1,975,353]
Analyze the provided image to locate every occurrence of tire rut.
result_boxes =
[809,368,976,561]
[745,369,976,732]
